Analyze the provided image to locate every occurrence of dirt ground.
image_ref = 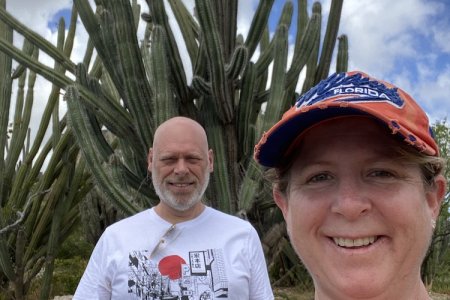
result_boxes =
[273,287,450,300]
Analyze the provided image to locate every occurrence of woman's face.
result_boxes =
[274,117,445,299]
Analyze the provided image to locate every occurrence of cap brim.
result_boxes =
[255,103,436,168]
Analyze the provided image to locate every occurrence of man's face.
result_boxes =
[149,121,213,212]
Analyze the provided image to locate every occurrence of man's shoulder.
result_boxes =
[206,207,253,228]
[106,208,152,232]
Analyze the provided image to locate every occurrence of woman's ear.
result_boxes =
[427,174,447,219]
[273,186,289,219]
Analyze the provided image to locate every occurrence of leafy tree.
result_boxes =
[422,120,450,289]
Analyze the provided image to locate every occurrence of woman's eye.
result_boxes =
[369,170,395,178]
[307,173,332,183]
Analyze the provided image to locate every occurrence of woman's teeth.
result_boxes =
[333,236,377,248]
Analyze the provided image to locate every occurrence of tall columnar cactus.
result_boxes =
[0,4,92,299]
[0,0,349,290]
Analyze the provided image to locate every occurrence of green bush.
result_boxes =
[51,257,88,295]
[27,256,88,299]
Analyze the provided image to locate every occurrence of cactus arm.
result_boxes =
[254,2,292,78]
[167,0,199,62]
[0,0,12,206]
[73,0,106,65]
[0,35,131,128]
[0,37,71,88]
[38,164,72,300]
[191,75,212,97]
[253,26,270,97]
[52,18,66,147]
[225,45,249,81]
[99,0,155,149]
[285,11,320,93]
[11,39,33,79]
[278,1,294,28]
[238,26,281,212]
[202,102,233,213]
[63,4,78,58]
[77,0,154,151]
[149,25,177,125]
[65,86,139,215]
[295,0,309,44]
[8,70,26,160]
[22,132,73,262]
[336,34,348,73]
[4,54,36,194]
[0,39,135,172]
[131,0,141,29]
[75,64,143,155]
[0,236,14,282]
[301,3,321,94]
[195,0,233,123]
[314,0,344,82]
[244,0,275,59]
[260,24,288,133]
[0,6,76,74]
[83,38,95,69]
[0,40,140,153]
[238,160,263,211]
[146,0,190,103]
[237,62,256,162]
[212,0,237,59]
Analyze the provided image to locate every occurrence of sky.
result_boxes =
[4,0,450,141]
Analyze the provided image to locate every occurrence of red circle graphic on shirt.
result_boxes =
[158,255,186,280]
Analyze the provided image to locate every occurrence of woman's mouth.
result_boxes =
[332,236,378,248]
[171,182,192,187]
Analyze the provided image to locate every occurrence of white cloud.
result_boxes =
[6,0,72,36]
[341,0,440,75]
[339,0,449,120]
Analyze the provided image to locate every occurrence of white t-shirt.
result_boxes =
[74,206,273,299]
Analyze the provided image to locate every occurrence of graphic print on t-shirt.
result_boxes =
[128,249,228,299]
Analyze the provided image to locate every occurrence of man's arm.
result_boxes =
[248,227,274,300]
[73,235,112,300]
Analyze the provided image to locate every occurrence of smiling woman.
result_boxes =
[254,71,447,300]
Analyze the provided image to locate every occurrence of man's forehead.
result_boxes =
[154,143,207,155]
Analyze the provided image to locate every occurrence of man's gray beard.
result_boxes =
[152,171,210,212]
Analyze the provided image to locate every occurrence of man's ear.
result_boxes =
[208,149,214,172]
[147,148,153,172]
[427,174,447,219]
[273,186,289,219]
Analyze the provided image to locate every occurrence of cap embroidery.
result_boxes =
[295,72,404,109]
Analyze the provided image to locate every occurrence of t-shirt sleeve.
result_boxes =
[73,232,112,300]
[248,226,274,300]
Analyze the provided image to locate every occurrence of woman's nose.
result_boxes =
[331,179,372,220]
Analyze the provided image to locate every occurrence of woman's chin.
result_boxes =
[314,270,391,299]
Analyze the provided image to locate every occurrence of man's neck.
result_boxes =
[154,202,206,224]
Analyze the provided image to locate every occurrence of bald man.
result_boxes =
[74,117,273,300]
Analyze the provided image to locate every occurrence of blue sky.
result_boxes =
[6,0,450,131]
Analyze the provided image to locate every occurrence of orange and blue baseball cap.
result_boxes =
[254,71,439,168]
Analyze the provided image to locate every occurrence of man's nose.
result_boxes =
[174,159,189,175]
[330,179,372,220]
